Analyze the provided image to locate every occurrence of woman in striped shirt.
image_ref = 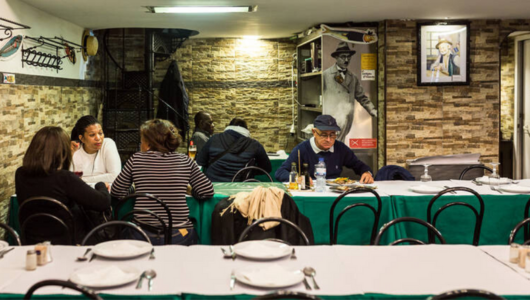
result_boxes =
[111,119,214,245]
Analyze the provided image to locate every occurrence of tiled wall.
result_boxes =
[385,20,503,165]
[0,84,98,223]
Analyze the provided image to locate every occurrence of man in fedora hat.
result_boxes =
[323,41,377,143]
[275,115,374,184]
[430,36,460,76]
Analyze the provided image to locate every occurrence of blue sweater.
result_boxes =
[275,140,372,182]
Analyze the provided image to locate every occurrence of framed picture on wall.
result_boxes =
[417,21,470,86]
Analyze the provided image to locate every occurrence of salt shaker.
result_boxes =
[510,243,520,263]
[26,250,37,271]
[43,241,53,263]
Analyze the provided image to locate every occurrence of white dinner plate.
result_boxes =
[499,184,530,194]
[0,240,8,251]
[235,264,304,288]
[233,240,292,260]
[70,265,140,288]
[93,240,153,259]
[410,185,445,194]
[476,176,512,185]
[326,182,357,187]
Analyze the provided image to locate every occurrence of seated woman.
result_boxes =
[70,115,121,184]
[111,119,214,245]
[15,126,111,243]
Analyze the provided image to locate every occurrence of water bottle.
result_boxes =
[315,158,327,192]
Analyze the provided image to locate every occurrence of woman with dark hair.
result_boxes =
[70,115,121,183]
[111,119,214,245]
[15,126,111,242]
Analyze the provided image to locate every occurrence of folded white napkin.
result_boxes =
[74,265,137,286]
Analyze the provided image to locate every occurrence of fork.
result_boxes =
[291,248,297,259]
[149,248,155,260]
[490,186,503,194]
[230,271,236,290]
[443,186,457,194]
[0,248,14,259]
[228,245,236,261]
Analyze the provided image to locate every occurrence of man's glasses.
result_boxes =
[315,131,337,140]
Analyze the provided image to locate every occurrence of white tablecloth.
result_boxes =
[2,245,530,297]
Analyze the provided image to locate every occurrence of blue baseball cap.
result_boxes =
[314,115,341,131]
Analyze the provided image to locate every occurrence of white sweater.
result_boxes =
[71,138,121,183]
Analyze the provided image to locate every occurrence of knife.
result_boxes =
[89,253,97,262]
[230,271,236,290]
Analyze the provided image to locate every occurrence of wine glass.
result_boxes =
[489,162,501,188]
[420,164,432,182]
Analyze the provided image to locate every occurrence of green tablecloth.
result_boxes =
[392,194,530,245]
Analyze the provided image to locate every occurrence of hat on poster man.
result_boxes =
[331,42,356,58]
[314,115,341,131]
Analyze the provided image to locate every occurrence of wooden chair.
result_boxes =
[459,165,492,180]
[373,217,446,245]
[238,217,310,245]
[232,166,273,182]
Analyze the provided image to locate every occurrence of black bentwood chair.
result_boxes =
[0,222,21,246]
[373,217,446,246]
[253,291,323,300]
[115,193,173,245]
[232,166,273,183]
[24,280,102,300]
[120,209,167,245]
[427,187,484,246]
[18,197,76,245]
[458,165,493,180]
[81,221,151,246]
[329,188,382,245]
[523,196,530,241]
[508,218,530,245]
[238,217,310,245]
[428,289,506,300]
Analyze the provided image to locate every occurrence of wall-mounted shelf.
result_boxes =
[300,71,322,78]
[0,17,30,42]
[300,106,322,113]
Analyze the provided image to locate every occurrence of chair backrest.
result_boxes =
[238,217,310,245]
[252,291,323,300]
[0,222,21,246]
[18,197,76,245]
[232,166,273,182]
[24,279,102,300]
[329,188,382,245]
[428,289,506,300]
[427,187,484,246]
[81,221,151,246]
[373,217,446,245]
[508,218,530,245]
[120,209,167,245]
[459,165,493,180]
[115,193,172,245]
[523,197,530,242]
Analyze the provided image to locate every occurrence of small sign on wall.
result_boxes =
[349,138,377,149]
[3,73,15,84]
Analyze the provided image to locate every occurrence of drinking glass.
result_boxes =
[489,162,501,187]
[188,144,197,160]
[420,164,432,182]
[74,171,83,178]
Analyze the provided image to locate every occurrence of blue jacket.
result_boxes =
[196,130,271,182]
[374,165,415,181]
[275,140,371,182]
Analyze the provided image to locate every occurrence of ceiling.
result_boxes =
[19,0,530,38]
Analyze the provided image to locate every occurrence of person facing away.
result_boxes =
[15,126,110,243]
[70,115,121,184]
[111,119,214,245]
[191,111,215,154]
[323,41,377,143]
[196,118,272,182]
[275,115,374,184]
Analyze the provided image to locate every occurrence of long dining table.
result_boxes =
[1,244,530,299]
[8,180,530,246]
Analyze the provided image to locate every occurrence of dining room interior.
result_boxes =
[2,0,530,299]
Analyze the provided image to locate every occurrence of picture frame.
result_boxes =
[417,21,470,86]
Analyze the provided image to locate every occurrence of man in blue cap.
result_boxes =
[275,115,374,183]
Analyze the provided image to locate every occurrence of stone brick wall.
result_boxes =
[378,22,386,169]
[0,84,98,223]
[385,20,501,166]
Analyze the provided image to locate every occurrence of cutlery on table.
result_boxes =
[0,248,14,259]
[490,186,503,194]
[303,267,320,290]
[221,247,232,259]
[136,271,146,289]
[471,180,483,186]
[230,270,236,291]
[149,248,155,260]
[144,269,157,291]
[77,248,92,261]
[302,273,312,290]
[228,245,236,260]
[290,248,297,259]
[89,253,97,262]
[443,186,457,194]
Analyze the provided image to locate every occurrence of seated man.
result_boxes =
[275,115,374,183]
[196,118,272,182]
[191,111,214,154]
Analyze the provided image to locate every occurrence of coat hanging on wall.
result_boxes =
[156,60,190,138]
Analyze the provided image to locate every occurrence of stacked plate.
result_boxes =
[499,184,530,194]
[92,240,153,259]
[410,185,445,194]
[233,240,292,260]
[70,265,141,288]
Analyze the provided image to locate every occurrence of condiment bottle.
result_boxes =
[289,162,299,190]
[526,252,530,273]
[510,243,520,264]
[43,241,53,263]
[303,163,311,189]
[36,250,46,266]
[519,245,530,268]
[26,250,37,271]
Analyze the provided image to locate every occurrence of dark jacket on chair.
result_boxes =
[375,165,415,181]
[211,193,314,245]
